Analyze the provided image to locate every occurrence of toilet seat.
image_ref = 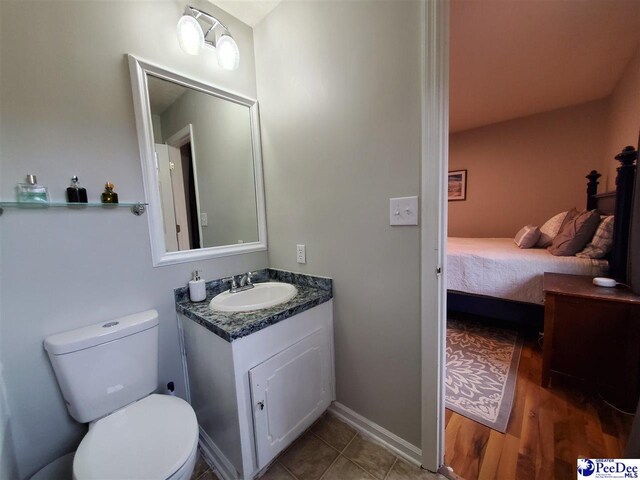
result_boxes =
[73,394,198,480]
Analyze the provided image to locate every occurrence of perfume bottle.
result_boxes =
[101,182,119,204]
[16,175,49,204]
[66,176,88,203]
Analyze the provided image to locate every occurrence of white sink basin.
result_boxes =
[209,282,298,312]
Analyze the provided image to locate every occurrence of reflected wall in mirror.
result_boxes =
[148,75,258,251]
[128,56,267,266]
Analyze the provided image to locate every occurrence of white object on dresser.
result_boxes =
[179,300,334,480]
[593,277,617,287]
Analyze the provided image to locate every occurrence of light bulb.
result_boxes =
[177,15,204,56]
[216,34,239,70]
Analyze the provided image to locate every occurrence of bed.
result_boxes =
[448,237,608,305]
[447,145,638,325]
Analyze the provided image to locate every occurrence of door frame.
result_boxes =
[165,144,191,250]
[155,144,180,252]
[165,124,204,249]
[420,0,449,472]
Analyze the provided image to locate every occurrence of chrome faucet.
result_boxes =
[222,276,239,293]
[240,271,254,287]
[224,272,255,294]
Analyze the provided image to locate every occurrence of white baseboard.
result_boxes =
[328,402,422,467]
[198,428,242,480]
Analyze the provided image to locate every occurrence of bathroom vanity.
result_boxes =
[175,270,334,480]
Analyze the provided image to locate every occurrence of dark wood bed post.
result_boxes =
[610,145,638,282]
[586,170,601,210]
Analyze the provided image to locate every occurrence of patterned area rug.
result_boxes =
[445,318,523,432]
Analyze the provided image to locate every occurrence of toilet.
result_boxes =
[43,309,199,480]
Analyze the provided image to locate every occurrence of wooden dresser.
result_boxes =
[542,272,640,411]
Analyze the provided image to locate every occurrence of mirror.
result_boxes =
[128,55,266,266]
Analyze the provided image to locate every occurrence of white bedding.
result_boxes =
[447,237,609,305]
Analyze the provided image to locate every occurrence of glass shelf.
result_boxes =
[0,201,147,216]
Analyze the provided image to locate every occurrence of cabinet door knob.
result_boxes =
[257,401,264,410]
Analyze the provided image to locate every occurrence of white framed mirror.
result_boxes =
[128,55,267,266]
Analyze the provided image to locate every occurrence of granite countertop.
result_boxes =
[175,269,333,342]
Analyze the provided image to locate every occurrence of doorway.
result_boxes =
[158,124,203,251]
[429,1,640,479]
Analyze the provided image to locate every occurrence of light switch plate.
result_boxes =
[390,196,419,226]
[200,213,208,227]
[296,244,306,264]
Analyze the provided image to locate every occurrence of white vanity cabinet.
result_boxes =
[179,300,334,480]
[250,327,332,467]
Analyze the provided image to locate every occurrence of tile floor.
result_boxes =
[190,412,443,480]
[191,454,221,480]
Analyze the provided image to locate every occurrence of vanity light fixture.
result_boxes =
[177,6,240,71]
[177,14,204,55]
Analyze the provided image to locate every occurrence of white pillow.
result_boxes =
[514,225,541,249]
[536,211,569,248]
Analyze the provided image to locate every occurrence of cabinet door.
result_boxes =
[250,328,331,469]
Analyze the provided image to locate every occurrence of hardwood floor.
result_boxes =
[444,335,634,480]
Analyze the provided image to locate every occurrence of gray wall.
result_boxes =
[255,1,423,446]
[160,89,259,247]
[0,1,265,477]
[151,113,164,143]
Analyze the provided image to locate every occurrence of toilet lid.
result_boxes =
[74,394,198,480]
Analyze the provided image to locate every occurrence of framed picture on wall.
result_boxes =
[448,170,467,201]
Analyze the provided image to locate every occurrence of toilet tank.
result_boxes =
[44,309,159,423]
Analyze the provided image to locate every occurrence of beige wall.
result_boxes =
[602,47,640,191]
[255,0,423,446]
[448,100,608,237]
[0,2,267,477]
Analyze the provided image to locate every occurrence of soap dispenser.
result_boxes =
[189,271,206,302]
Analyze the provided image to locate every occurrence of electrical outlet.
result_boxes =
[296,244,306,264]
[200,213,208,227]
